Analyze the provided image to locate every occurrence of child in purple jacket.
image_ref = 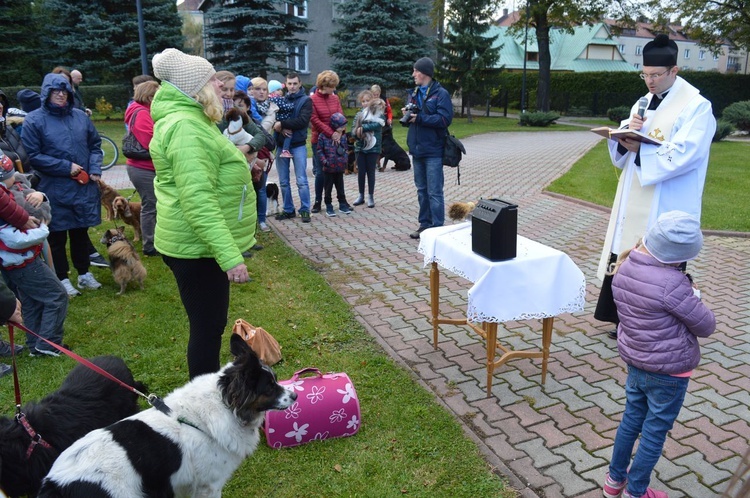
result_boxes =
[603,211,716,498]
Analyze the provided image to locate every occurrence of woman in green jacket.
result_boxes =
[150,49,257,379]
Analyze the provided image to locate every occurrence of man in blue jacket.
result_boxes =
[404,57,453,239]
[272,73,313,223]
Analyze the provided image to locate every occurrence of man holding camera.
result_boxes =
[403,57,453,240]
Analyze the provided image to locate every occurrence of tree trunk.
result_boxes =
[535,13,552,112]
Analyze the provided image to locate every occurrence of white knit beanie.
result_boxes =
[152,48,216,97]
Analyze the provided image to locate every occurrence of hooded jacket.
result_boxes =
[21,73,102,231]
[149,82,256,272]
[405,80,453,159]
[0,89,30,170]
[612,249,716,374]
[276,87,311,149]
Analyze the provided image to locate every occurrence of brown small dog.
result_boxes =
[112,196,142,242]
[100,228,147,295]
[98,179,121,221]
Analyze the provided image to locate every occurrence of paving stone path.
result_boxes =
[104,130,749,497]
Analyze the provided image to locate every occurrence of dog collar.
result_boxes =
[108,232,128,245]
[16,412,53,459]
[177,416,204,433]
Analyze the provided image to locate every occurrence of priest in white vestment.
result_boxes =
[594,34,717,336]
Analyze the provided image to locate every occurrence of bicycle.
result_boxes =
[99,135,120,171]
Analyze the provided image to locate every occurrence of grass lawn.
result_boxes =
[545,140,750,232]
[1,206,512,497]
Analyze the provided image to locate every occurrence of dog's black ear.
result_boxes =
[229,333,255,359]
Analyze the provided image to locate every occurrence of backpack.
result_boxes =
[443,132,466,184]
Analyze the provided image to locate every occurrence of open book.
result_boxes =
[590,127,663,146]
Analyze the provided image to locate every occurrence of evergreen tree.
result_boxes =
[437,0,502,121]
[39,0,183,84]
[202,0,309,79]
[328,0,432,92]
[0,0,45,86]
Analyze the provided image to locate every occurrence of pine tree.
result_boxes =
[328,0,432,92]
[437,0,502,121]
[202,0,309,79]
[0,0,45,86]
[39,0,183,84]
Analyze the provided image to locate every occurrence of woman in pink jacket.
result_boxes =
[309,70,343,214]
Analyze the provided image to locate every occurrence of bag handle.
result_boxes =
[290,367,322,381]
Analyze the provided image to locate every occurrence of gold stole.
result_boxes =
[597,78,700,280]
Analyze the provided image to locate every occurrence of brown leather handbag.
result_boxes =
[231,319,282,366]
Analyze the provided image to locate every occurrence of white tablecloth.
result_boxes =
[418,223,586,323]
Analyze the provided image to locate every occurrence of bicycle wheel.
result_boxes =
[100,135,120,171]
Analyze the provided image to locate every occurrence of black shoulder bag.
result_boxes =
[122,109,152,160]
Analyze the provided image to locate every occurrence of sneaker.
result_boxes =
[300,211,311,223]
[259,221,271,232]
[0,340,24,357]
[623,489,668,498]
[409,227,428,240]
[326,205,336,217]
[241,251,253,259]
[89,252,109,268]
[252,244,263,251]
[275,211,296,221]
[0,363,11,378]
[339,204,353,215]
[311,202,321,214]
[31,347,61,358]
[143,249,160,257]
[61,278,81,297]
[603,473,627,498]
[353,195,365,206]
[78,272,102,290]
[280,150,293,158]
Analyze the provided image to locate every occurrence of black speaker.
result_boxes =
[471,199,518,261]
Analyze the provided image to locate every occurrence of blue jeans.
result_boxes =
[312,148,324,205]
[276,144,310,213]
[609,365,689,496]
[412,155,445,228]
[2,257,68,351]
[256,169,268,224]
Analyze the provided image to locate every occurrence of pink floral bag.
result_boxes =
[264,368,361,448]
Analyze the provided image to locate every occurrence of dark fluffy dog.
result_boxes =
[100,227,147,295]
[344,132,357,175]
[97,179,120,221]
[112,195,142,242]
[378,125,411,171]
[39,335,296,498]
[0,356,144,498]
[265,182,280,216]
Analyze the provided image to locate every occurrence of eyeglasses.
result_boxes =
[639,69,671,81]
[50,89,67,96]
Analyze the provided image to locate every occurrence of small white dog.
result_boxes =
[38,335,296,498]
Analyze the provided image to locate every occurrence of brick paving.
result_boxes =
[104,131,749,497]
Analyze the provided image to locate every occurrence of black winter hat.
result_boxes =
[17,89,41,113]
[413,57,435,78]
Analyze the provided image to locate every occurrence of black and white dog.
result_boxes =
[38,334,296,498]
[265,182,280,216]
[0,356,144,498]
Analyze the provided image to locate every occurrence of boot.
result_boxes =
[353,194,365,206]
[367,194,375,208]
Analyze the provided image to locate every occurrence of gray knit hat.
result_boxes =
[643,211,703,264]
[414,57,435,78]
[0,151,15,182]
[152,48,216,97]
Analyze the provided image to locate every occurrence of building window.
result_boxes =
[727,56,741,72]
[286,1,307,18]
[699,50,705,60]
[633,63,640,69]
[619,44,626,54]
[288,44,309,73]
[635,45,642,55]
[526,52,538,62]
[684,49,690,59]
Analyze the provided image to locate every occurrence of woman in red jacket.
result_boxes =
[309,70,343,214]
[125,80,159,256]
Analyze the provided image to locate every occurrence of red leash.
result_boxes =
[6,321,171,458]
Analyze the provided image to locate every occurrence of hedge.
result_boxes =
[2,85,132,112]
[490,71,750,117]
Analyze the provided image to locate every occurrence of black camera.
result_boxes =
[399,103,419,127]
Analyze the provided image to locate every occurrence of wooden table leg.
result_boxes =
[485,322,498,396]
[541,317,554,385]
[430,262,439,349]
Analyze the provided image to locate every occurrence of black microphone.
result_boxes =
[637,97,648,118]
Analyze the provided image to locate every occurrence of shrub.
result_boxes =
[566,105,591,117]
[607,105,631,124]
[95,97,113,119]
[722,101,750,131]
[388,96,404,111]
[519,111,560,127]
[713,119,734,142]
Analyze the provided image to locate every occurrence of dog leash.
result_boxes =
[7,322,172,417]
